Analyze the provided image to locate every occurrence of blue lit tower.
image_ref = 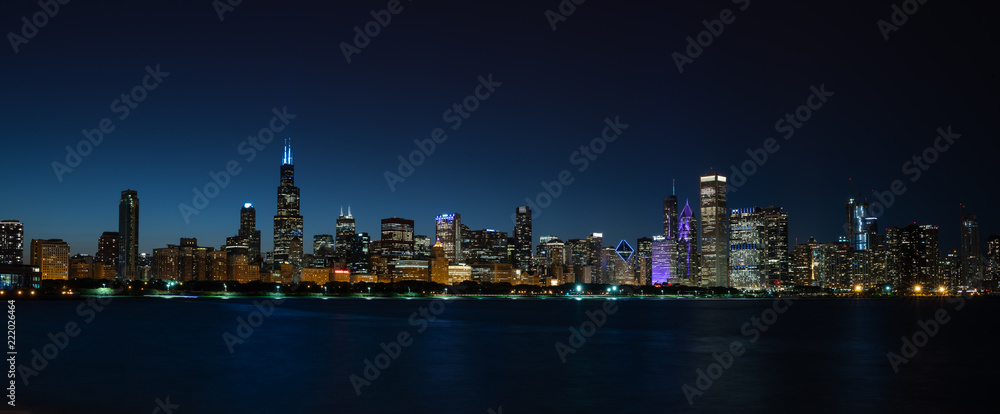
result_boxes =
[273,138,304,268]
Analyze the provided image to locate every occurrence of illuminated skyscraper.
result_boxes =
[0,220,24,265]
[960,213,983,289]
[468,229,508,264]
[97,231,119,279]
[760,206,790,287]
[381,217,415,260]
[435,213,462,262]
[336,206,356,262]
[273,139,304,268]
[313,234,335,267]
[118,189,139,280]
[986,235,1000,285]
[513,206,532,271]
[700,174,728,287]
[730,207,764,290]
[661,182,678,282]
[845,198,871,251]
[677,200,696,282]
[651,235,670,284]
[239,203,262,264]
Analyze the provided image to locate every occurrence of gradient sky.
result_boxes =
[2,0,997,259]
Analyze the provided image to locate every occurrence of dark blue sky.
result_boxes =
[2,0,996,257]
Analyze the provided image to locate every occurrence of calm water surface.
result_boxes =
[13,296,998,413]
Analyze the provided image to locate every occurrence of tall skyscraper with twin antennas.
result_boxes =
[273,138,304,268]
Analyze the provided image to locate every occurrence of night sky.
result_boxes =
[2,0,997,258]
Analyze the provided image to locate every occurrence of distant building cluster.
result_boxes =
[2,141,996,293]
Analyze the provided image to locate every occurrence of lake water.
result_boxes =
[11,296,998,413]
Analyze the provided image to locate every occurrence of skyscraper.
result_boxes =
[97,231,119,279]
[845,198,871,251]
[729,206,789,290]
[239,203,262,264]
[986,235,1000,285]
[760,206,790,287]
[700,174,728,287]
[336,206,356,263]
[118,189,139,280]
[651,235,671,284]
[513,206,532,271]
[661,182,678,282]
[960,213,983,289]
[313,234,335,267]
[435,213,462,263]
[273,139,304,268]
[677,200,696,282]
[729,207,764,290]
[381,217,415,260]
[0,220,24,265]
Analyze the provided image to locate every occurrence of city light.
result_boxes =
[914,286,922,293]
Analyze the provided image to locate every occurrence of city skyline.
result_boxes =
[2,1,996,259]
